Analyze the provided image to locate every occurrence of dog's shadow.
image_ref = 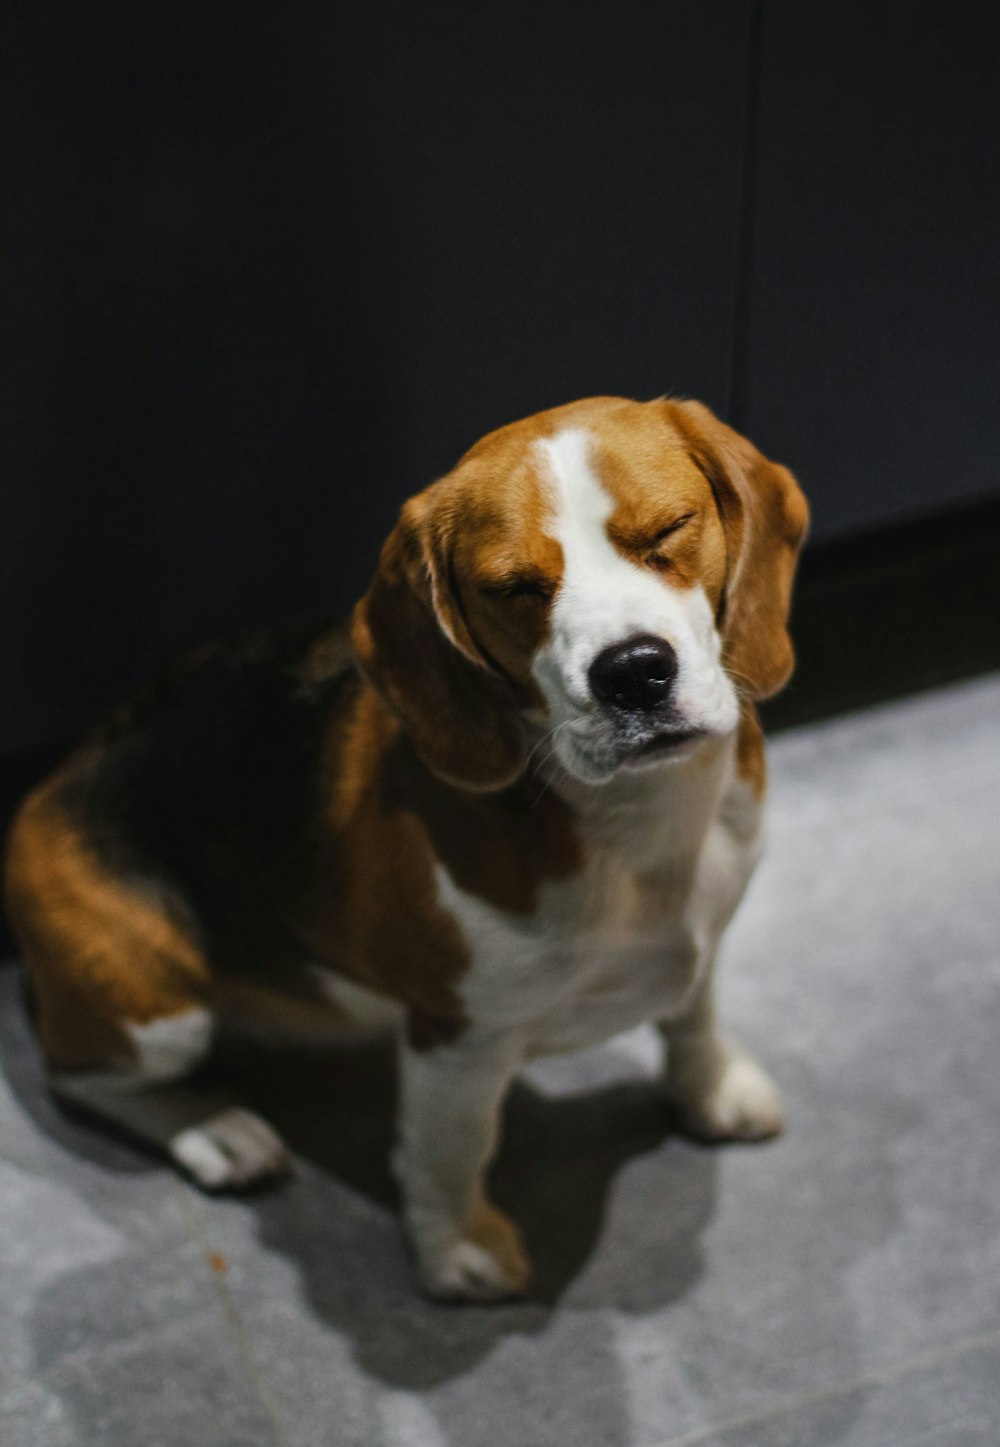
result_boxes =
[208,1030,720,1387]
[3,967,719,1392]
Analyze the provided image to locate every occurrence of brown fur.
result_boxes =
[349,396,749,792]
[296,685,581,1047]
[587,404,730,608]
[350,496,533,793]
[735,700,767,799]
[296,686,476,1048]
[4,768,211,1068]
[5,395,804,1070]
[667,398,809,699]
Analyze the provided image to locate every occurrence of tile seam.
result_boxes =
[645,1322,1000,1447]
[174,1181,294,1447]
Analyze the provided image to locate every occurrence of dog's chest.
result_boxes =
[437,760,741,1053]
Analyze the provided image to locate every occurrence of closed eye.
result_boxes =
[646,512,696,572]
[480,574,555,602]
[651,512,695,546]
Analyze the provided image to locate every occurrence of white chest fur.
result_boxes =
[435,736,763,1057]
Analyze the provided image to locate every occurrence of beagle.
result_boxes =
[4,395,808,1300]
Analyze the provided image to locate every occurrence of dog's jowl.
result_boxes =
[4,395,808,1300]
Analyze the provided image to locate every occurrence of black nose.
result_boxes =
[588,634,678,712]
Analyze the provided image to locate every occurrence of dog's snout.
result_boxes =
[588,634,678,711]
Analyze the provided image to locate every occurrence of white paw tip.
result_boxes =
[419,1240,529,1302]
[170,1108,292,1190]
[671,1052,785,1142]
[716,1056,783,1122]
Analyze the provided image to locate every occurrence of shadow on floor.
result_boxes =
[207,1032,722,1391]
[4,956,898,1446]
[3,979,722,1395]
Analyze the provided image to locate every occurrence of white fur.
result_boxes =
[443,740,759,1055]
[52,1008,215,1103]
[124,1008,214,1082]
[308,968,405,1035]
[50,424,776,1295]
[393,738,773,1297]
[681,1046,785,1140]
[388,433,776,1296]
[170,1107,291,1189]
[396,1029,528,1298]
[52,1009,293,1190]
[531,427,739,782]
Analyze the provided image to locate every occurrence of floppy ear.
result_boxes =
[350,488,528,792]
[670,399,810,700]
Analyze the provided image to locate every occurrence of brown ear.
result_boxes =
[669,399,810,700]
[350,489,527,791]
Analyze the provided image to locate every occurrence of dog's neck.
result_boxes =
[522,719,735,866]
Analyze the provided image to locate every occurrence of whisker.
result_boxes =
[524,714,591,805]
[524,714,586,775]
[529,752,571,807]
[719,651,757,702]
[523,723,563,773]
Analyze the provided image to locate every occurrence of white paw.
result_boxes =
[669,1047,785,1143]
[170,1107,292,1190]
[418,1240,525,1302]
[413,1203,532,1303]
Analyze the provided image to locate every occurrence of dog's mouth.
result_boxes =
[557,718,709,782]
[618,727,707,769]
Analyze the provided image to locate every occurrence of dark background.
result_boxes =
[3,0,1000,763]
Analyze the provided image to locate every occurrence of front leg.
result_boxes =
[660,968,784,1143]
[395,1025,530,1301]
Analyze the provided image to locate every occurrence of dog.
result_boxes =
[4,395,808,1300]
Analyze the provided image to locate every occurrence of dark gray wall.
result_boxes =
[3,1,998,755]
[743,0,1000,539]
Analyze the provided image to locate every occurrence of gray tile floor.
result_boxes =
[2,673,1000,1447]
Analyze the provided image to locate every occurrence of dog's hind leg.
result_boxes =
[4,778,291,1189]
[48,1012,292,1191]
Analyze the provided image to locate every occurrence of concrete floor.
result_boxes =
[2,672,999,1447]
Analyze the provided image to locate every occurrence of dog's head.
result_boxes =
[351,396,809,789]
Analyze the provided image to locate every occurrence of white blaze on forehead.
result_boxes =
[535,427,616,580]
[535,427,662,655]
[530,426,738,742]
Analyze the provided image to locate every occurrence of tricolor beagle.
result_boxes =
[4,396,808,1300]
